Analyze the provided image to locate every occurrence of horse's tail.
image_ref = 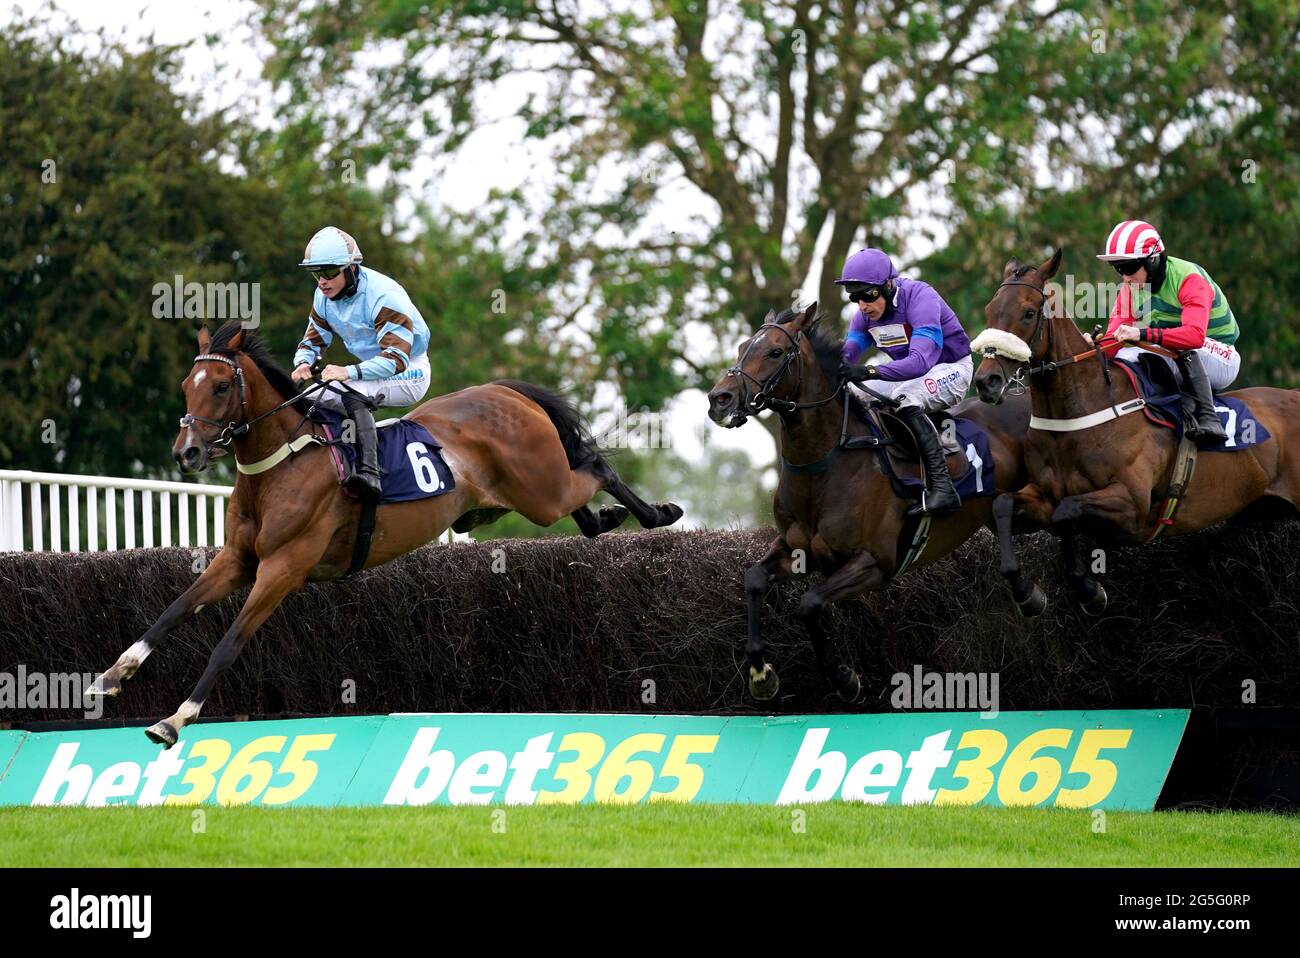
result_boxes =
[494,379,602,470]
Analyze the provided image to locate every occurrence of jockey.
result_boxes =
[1095,220,1237,445]
[836,248,972,516]
[290,226,431,501]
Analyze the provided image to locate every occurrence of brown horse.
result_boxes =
[86,321,682,745]
[707,303,1030,699]
[971,248,1300,612]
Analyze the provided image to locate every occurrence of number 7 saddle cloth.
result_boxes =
[1114,356,1271,453]
[311,408,456,503]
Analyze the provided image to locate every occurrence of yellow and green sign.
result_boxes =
[0,710,1187,810]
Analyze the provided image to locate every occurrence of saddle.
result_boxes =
[866,406,973,487]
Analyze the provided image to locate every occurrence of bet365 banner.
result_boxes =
[0,710,1188,810]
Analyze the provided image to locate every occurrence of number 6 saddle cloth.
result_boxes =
[311,408,456,503]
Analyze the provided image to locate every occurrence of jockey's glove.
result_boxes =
[842,363,880,383]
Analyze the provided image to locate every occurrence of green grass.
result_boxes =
[2,804,1296,867]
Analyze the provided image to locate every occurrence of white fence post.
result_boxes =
[0,470,233,554]
[49,483,61,552]
[30,483,43,551]
[68,485,79,552]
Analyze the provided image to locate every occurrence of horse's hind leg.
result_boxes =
[796,551,885,702]
[1058,523,1107,615]
[583,455,683,529]
[86,547,252,699]
[571,503,631,538]
[145,548,312,748]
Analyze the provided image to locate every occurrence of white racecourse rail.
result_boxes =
[0,470,232,553]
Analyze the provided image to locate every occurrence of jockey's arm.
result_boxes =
[841,312,870,364]
[874,287,942,382]
[1092,289,1129,352]
[1140,273,1211,350]
[292,307,335,375]
[348,306,417,381]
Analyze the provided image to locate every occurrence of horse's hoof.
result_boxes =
[1017,584,1047,618]
[598,505,630,532]
[1080,583,1108,616]
[145,721,179,749]
[834,666,861,703]
[748,663,780,701]
[657,502,685,527]
[84,675,121,699]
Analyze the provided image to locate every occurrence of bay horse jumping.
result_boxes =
[86,321,682,745]
[707,303,1030,700]
[971,248,1300,613]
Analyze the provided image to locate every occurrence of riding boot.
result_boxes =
[342,392,382,502]
[1176,351,1228,446]
[899,405,961,517]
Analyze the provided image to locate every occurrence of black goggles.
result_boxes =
[847,284,886,304]
[1112,258,1147,277]
[307,264,346,280]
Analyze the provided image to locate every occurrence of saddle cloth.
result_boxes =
[871,409,997,500]
[1114,357,1271,452]
[312,409,456,503]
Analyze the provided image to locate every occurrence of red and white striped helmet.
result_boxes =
[1097,220,1164,261]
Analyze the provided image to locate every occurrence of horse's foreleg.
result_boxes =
[993,487,1054,616]
[1051,481,1142,535]
[743,537,795,700]
[796,551,885,702]
[144,550,310,748]
[1058,522,1108,615]
[86,547,252,699]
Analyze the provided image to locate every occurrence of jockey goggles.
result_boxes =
[1111,258,1147,277]
[306,264,347,280]
[846,283,887,304]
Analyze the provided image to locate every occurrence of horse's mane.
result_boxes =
[209,321,311,415]
[771,307,874,424]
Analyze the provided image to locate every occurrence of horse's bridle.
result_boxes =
[179,353,324,456]
[981,278,1133,412]
[725,322,846,422]
[978,279,1052,401]
[179,353,248,453]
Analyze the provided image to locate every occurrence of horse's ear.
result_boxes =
[227,329,245,352]
[1039,247,1063,281]
[1002,258,1019,279]
[763,308,778,325]
[789,301,818,330]
[197,326,210,352]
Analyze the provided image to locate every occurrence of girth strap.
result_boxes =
[1147,437,1198,541]
[343,498,378,579]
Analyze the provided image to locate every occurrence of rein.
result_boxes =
[726,323,851,417]
[724,322,890,473]
[975,279,1180,432]
[180,353,361,474]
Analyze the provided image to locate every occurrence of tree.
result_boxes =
[0,16,581,481]
[921,0,1300,387]
[252,0,1290,449]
